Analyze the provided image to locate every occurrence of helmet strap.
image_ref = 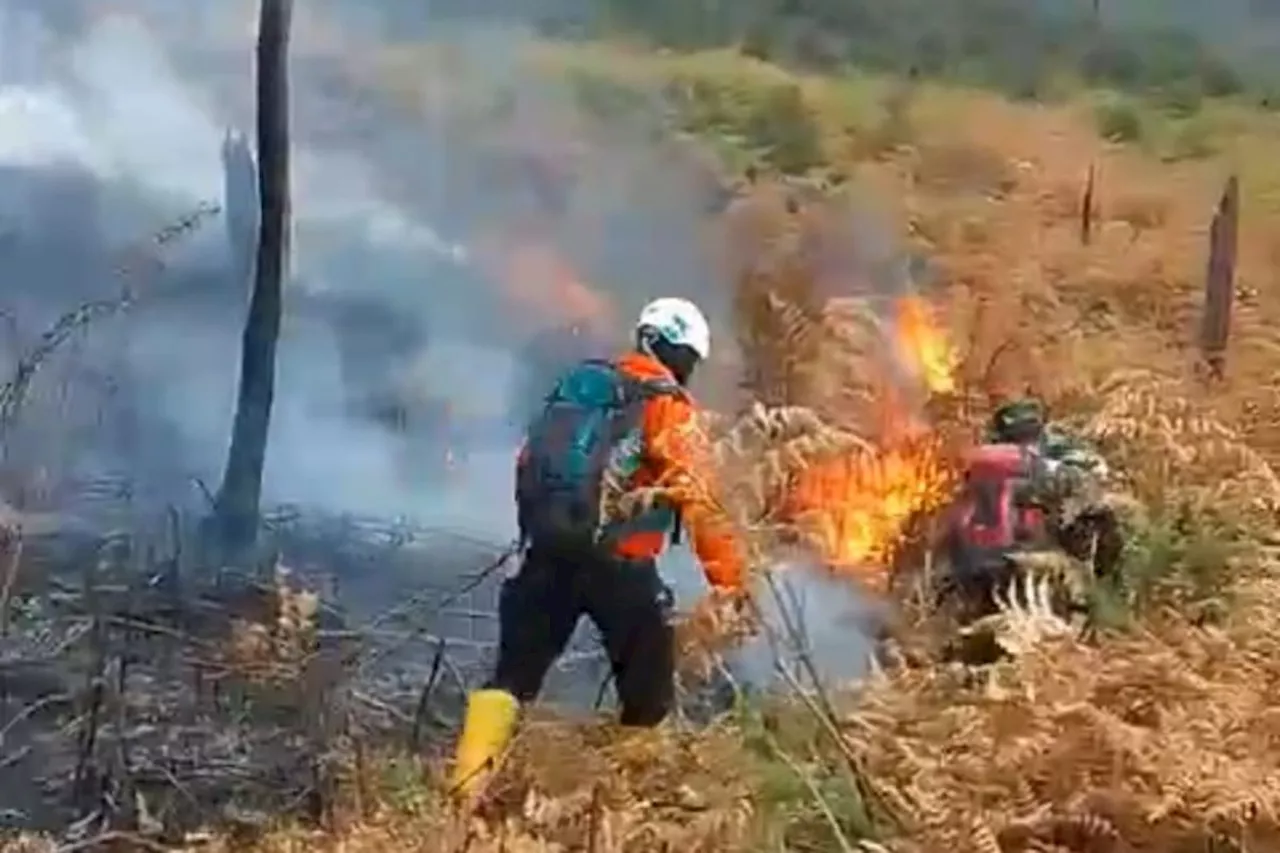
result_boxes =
[635,325,660,357]
[635,325,698,385]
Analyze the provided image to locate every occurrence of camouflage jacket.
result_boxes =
[980,425,1109,508]
[1033,427,1111,511]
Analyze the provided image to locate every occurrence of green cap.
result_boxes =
[991,398,1045,442]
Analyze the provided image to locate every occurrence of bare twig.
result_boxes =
[411,637,448,750]
[760,571,894,833]
[587,783,603,852]
[72,558,108,816]
[0,692,74,745]
[54,829,168,853]
[353,542,518,672]
[0,524,23,636]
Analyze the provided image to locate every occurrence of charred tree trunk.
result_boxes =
[209,0,293,561]
[222,128,258,294]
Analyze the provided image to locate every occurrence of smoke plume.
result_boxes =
[0,0,877,698]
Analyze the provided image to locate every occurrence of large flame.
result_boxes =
[788,438,950,576]
[786,295,958,584]
[895,295,957,395]
[475,234,958,582]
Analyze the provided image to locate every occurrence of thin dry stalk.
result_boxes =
[0,525,22,637]
[761,727,859,853]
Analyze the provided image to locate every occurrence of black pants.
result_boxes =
[486,545,676,726]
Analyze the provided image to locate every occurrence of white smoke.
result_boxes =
[0,86,100,168]
[0,0,876,696]
[0,8,517,538]
[67,17,223,200]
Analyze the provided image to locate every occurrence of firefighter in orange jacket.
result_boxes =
[450,297,746,798]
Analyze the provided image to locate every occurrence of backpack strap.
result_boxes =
[638,376,687,546]
[542,359,684,410]
[618,371,686,405]
[600,368,689,548]
[640,374,687,546]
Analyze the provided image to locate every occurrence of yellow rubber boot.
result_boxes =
[450,689,520,799]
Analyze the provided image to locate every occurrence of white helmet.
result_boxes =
[635,297,711,360]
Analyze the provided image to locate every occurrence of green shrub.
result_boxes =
[1089,509,1242,630]
[586,0,1264,108]
[735,698,880,847]
[744,84,826,174]
[566,68,652,120]
[657,68,825,174]
[1094,98,1145,143]
[1154,81,1204,118]
[1162,116,1218,161]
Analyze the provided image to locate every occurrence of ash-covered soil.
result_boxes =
[0,502,613,841]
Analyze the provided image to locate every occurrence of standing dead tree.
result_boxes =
[222,128,259,294]
[1200,175,1239,380]
[210,0,293,561]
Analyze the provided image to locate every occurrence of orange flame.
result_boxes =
[785,295,959,584]
[895,295,956,395]
[787,438,950,577]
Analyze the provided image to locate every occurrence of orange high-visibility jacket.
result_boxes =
[516,351,745,590]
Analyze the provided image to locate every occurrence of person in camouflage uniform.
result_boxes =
[988,399,1104,469]
[985,398,1121,579]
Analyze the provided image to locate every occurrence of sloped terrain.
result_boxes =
[10,31,1280,853]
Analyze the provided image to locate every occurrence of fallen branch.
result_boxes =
[54,829,168,853]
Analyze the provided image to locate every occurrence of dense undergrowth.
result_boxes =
[327,41,1280,852]
[13,27,1280,853]
[359,0,1280,108]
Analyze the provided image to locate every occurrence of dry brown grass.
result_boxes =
[740,69,1280,853]
[134,722,759,852]
[221,565,322,684]
[462,55,1280,851]
[221,52,1280,853]
[16,42,1280,853]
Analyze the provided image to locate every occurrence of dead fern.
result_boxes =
[221,565,320,685]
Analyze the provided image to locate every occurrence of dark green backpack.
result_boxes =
[516,359,683,553]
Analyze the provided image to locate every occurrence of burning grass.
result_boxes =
[349,43,1280,853]
[145,367,1277,853]
[141,74,1280,853]
[13,29,1280,853]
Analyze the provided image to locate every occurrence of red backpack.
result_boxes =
[949,443,1051,561]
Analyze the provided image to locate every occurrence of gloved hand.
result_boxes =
[706,585,760,638]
